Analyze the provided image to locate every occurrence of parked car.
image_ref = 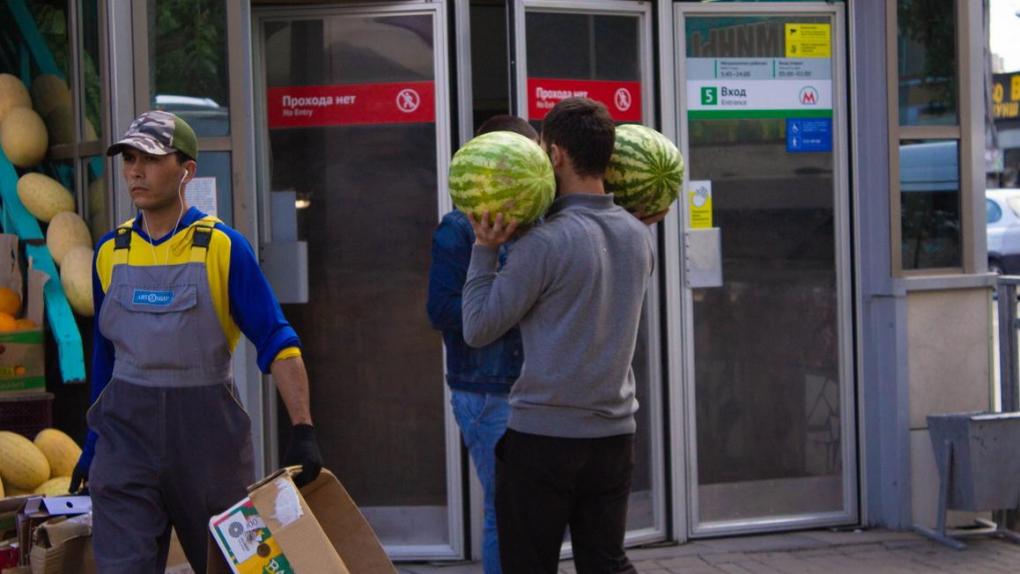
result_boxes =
[986,188,1020,274]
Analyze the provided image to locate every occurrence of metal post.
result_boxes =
[995,277,1020,530]
[997,279,1019,412]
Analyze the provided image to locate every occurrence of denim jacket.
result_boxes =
[427,210,523,393]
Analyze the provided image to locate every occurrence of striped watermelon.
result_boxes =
[449,131,554,225]
[605,124,684,215]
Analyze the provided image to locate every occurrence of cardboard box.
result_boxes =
[28,513,94,574]
[0,234,46,395]
[14,495,190,574]
[208,469,395,574]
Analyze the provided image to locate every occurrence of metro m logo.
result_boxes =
[799,86,819,106]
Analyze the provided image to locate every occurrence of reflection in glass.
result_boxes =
[84,158,108,245]
[148,0,230,136]
[526,13,640,81]
[81,0,102,141]
[899,140,961,269]
[189,151,233,227]
[20,1,77,145]
[897,0,957,126]
[685,14,845,527]
[263,15,449,546]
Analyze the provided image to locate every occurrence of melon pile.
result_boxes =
[605,124,685,216]
[0,428,82,497]
[1,73,96,317]
[448,131,555,225]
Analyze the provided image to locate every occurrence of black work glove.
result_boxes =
[283,423,323,488]
[69,454,91,494]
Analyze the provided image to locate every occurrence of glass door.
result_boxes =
[254,3,461,560]
[513,0,667,546]
[673,3,856,537]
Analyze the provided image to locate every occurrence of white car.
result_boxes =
[986,188,1020,274]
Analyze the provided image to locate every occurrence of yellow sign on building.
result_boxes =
[992,73,1020,120]
[784,23,831,58]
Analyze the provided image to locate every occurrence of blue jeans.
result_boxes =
[451,390,510,574]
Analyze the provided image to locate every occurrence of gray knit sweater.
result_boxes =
[462,193,654,438]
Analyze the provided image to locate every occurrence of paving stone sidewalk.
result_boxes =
[396,529,1020,573]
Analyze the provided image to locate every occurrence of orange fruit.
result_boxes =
[0,313,16,332]
[0,287,20,316]
[14,318,37,330]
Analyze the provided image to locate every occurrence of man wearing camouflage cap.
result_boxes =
[70,110,323,573]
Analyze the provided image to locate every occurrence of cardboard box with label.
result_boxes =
[0,234,46,395]
[208,468,395,574]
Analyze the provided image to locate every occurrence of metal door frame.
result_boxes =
[511,0,667,547]
[667,2,857,538]
[252,2,463,561]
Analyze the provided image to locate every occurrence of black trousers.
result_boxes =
[495,429,637,574]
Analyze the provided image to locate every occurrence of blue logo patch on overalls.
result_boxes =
[132,289,174,306]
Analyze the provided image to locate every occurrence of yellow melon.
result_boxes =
[6,483,31,497]
[47,211,93,266]
[1,107,48,167]
[34,429,82,478]
[0,73,31,124]
[33,476,72,496]
[17,172,75,222]
[0,431,50,491]
[30,74,71,118]
[60,246,94,317]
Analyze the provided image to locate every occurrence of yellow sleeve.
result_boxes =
[273,347,302,363]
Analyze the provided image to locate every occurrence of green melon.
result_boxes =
[605,124,684,215]
[448,131,554,225]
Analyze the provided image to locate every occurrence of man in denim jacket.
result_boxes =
[427,115,537,574]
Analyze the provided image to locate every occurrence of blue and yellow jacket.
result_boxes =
[86,208,300,449]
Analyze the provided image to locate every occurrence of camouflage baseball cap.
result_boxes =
[106,110,198,160]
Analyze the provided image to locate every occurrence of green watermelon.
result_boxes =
[448,131,554,225]
[605,124,684,215]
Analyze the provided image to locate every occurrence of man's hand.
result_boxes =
[633,208,670,226]
[284,423,323,488]
[69,451,92,494]
[468,212,519,248]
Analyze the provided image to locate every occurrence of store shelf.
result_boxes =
[0,150,85,384]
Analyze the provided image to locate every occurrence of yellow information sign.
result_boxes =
[785,23,831,58]
[688,181,713,229]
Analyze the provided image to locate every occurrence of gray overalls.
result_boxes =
[88,223,254,573]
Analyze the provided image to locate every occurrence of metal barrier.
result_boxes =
[913,276,1020,549]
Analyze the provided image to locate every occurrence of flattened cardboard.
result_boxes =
[208,469,395,574]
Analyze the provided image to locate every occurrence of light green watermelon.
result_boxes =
[605,124,684,215]
[448,131,554,225]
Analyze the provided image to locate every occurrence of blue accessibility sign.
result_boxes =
[786,118,832,153]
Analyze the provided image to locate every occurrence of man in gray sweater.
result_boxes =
[462,97,656,574]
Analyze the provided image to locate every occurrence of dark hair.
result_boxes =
[540,98,615,178]
[174,151,195,164]
[476,115,538,140]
